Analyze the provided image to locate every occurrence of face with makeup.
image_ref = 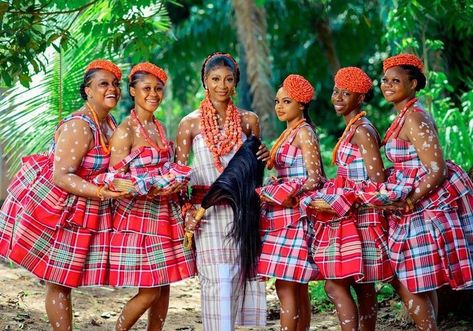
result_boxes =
[331,86,364,117]
[84,69,121,111]
[204,66,236,103]
[274,87,304,123]
[130,73,164,113]
[380,66,417,104]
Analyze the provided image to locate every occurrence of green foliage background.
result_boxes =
[1,0,473,315]
[2,0,472,175]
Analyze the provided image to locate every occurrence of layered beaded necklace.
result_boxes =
[86,102,112,154]
[130,109,168,151]
[266,118,306,170]
[200,94,243,172]
[331,111,366,164]
[382,98,417,145]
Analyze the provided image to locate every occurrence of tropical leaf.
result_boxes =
[0,0,171,174]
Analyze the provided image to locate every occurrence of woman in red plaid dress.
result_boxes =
[104,63,196,330]
[257,74,323,331]
[306,67,393,331]
[0,60,127,330]
[379,53,473,331]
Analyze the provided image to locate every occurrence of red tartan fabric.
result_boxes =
[0,194,21,256]
[109,146,195,287]
[0,114,116,287]
[385,108,473,292]
[312,218,363,279]
[257,124,320,283]
[258,177,306,230]
[94,146,192,195]
[109,232,195,287]
[256,177,303,206]
[308,123,393,282]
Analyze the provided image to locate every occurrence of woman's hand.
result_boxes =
[309,200,337,214]
[149,182,185,198]
[185,209,201,232]
[371,200,407,211]
[281,196,298,208]
[100,186,129,200]
[256,143,270,162]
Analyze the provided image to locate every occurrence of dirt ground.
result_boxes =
[1,262,472,331]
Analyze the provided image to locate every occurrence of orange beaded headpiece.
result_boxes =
[383,53,424,72]
[128,62,168,85]
[334,67,372,94]
[282,74,314,104]
[85,59,122,80]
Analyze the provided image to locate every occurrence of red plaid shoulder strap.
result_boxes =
[110,146,146,172]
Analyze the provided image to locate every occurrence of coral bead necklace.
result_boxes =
[267,118,306,170]
[130,109,168,151]
[200,94,242,172]
[382,98,417,145]
[86,102,112,154]
[332,111,366,164]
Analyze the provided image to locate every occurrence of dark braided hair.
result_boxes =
[199,135,264,287]
[201,52,240,88]
[79,69,101,100]
[399,65,426,91]
[301,108,327,178]
[301,101,315,129]
[363,88,374,103]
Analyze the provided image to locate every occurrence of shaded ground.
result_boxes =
[0,263,472,330]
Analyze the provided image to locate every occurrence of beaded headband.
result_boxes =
[203,52,239,74]
[334,67,372,94]
[282,74,314,104]
[383,53,424,72]
[128,62,168,85]
[85,59,122,80]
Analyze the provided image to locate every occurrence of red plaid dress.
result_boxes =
[385,107,473,293]
[0,114,116,288]
[309,123,393,282]
[108,145,196,287]
[257,124,320,283]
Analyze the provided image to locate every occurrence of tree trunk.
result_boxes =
[307,1,340,74]
[232,0,275,139]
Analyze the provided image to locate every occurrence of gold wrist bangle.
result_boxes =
[406,197,414,212]
[194,207,206,221]
[96,186,105,201]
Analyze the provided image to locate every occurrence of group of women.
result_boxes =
[0,51,472,331]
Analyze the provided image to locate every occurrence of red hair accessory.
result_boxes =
[283,74,314,104]
[85,59,122,80]
[128,62,168,85]
[334,67,372,94]
[383,53,424,72]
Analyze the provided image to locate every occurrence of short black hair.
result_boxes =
[79,69,101,100]
[399,65,426,91]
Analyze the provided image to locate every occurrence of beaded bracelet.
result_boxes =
[405,197,415,213]
[181,202,195,219]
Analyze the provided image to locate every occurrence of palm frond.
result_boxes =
[0,1,171,174]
